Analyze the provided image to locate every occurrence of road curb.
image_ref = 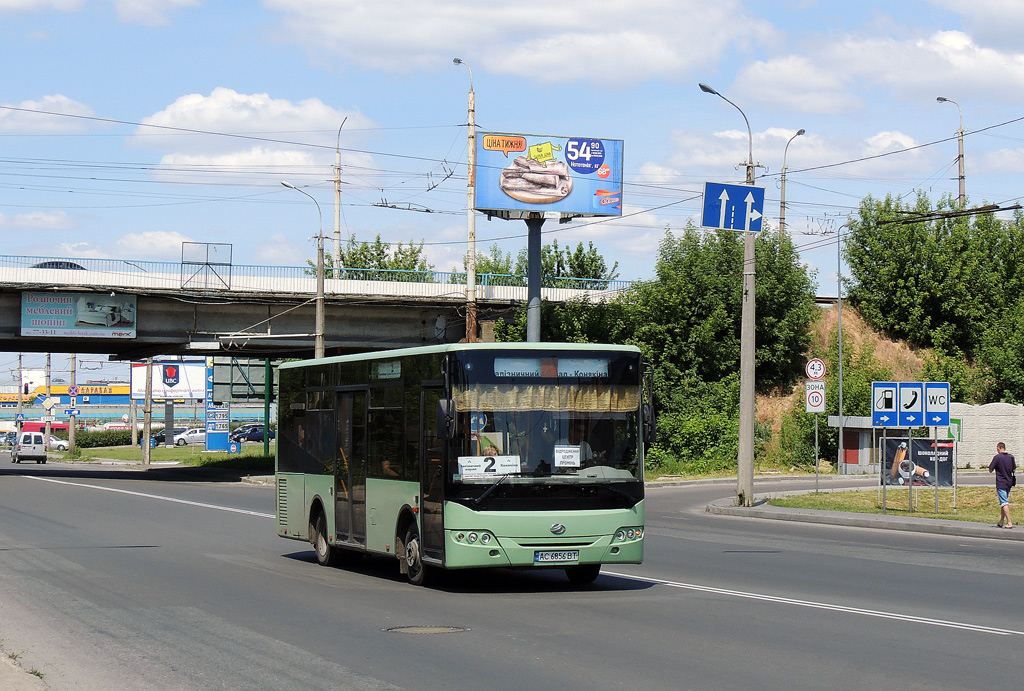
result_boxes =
[706,496,1024,540]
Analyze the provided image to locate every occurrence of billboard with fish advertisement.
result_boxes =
[474,132,623,218]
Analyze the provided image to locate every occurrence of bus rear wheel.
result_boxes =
[565,564,601,585]
[313,513,340,567]
[403,524,428,586]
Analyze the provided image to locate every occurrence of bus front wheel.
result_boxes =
[403,524,428,586]
[565,564,601,585]
[313,513,340,567]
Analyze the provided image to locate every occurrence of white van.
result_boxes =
[12,431,47,464]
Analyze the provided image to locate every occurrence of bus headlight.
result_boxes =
[615,527,643,541]
[481,533,491,545]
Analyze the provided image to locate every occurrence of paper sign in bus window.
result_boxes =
[554,445,582,468]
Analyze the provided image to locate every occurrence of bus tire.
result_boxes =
[313,513,340,567]
[565,564,601,585]
[403,524,428,586]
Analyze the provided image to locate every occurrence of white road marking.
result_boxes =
[605,571,1024,637]
[26,475,275,519]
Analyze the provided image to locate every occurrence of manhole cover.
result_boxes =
[384,626,468,634]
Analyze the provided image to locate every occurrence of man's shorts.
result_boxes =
[998,488,1011,506]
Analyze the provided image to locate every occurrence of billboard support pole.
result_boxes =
[526,215,544,342]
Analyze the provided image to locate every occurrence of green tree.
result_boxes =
[514,239,620,288]
[308,233,433,279]
[844,192,1008,356]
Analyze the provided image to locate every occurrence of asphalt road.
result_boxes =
[1,462,1021,690]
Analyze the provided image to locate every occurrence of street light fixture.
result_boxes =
[281,181,325,359]
[699,81,757,507]
[936,97,965,208]
[454,57,478,341]
[779,128,805,238]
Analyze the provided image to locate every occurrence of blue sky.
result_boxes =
[3,0,1024,315]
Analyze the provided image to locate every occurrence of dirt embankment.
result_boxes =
[756,305,926,434]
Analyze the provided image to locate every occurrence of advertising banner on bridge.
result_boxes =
[880,438,955,487]
[474,132,623,217]
[130,361,206,400]
[21,291,137,338]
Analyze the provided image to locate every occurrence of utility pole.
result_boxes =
[937,97,966,208]
[454,57,478,342]
[700,82,759,507]
[334,118,347,278]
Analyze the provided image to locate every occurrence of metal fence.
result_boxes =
[0,255,634,300]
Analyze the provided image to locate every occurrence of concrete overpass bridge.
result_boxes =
[0,254,631,360]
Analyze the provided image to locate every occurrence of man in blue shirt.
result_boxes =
[988,442,1016,528]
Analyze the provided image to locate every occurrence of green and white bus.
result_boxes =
[275,342,655,585]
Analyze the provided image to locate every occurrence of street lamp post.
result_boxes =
[699,82,758,507]
[937,97,965,208]
[454,57,478,342]
[779,128,805,238]
[281,181,325,359]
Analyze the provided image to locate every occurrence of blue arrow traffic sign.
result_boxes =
[872,382,898,427]
[64,408,80,416]
[924,381,950,426]
[898,382,924,428]
[701,182,766,233]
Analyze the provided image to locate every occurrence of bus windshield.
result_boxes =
[449,351,642,487]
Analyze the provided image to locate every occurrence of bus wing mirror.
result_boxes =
[642,403,658,444]
[436,399,455,440]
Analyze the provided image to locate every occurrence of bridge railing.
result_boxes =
[0,255,633,302]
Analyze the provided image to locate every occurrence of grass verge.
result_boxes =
[57,444,274,473]
[770,485,1020,525]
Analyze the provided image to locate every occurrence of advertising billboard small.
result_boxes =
[21,291,137,339]
[474,132,623,218]
[880,438,955,487]
[130,361,206,401]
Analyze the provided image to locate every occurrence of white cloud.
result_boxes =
[135,88,377,178]
[109,0,198,26]
[114,230,194,258]
[0,95,94,132]
[0,0,82,10]
[0,211,74,230]
[253,233,305,265]
[264,0,777,83]
[736,29,1024,111]
[928,1,1024,50]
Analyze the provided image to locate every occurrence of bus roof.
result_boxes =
[278,342,642,371]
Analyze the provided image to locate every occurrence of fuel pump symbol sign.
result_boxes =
[872,382,898,427]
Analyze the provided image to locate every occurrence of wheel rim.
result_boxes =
[405,535,421,574]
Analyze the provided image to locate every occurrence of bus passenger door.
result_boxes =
[420,387,445,562]
[335,391,368,546]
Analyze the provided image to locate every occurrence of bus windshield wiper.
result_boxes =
[472,472,521,505]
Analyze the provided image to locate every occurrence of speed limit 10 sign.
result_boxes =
[806,381,826,413]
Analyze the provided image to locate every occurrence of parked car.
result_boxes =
[173,428,206,446]
[230,424,274,443]
[0,431,16,447]
[49,436,69,451]
[12,431,47,464]
[147,427,186,445]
